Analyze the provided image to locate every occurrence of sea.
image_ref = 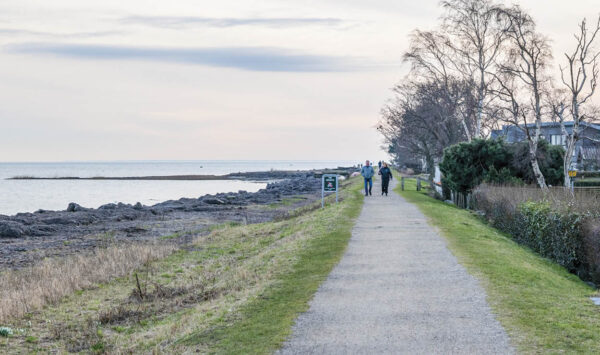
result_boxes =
[0,160,357,216]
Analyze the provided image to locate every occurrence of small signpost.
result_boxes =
[569,170,577,193]
[322,174,338,208]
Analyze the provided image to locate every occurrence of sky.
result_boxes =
[0,0,598,162]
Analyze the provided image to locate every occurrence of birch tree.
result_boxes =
[496,5,554,189]
[441,0,508,138]
[403,30,476,141]
[557,16,600,187]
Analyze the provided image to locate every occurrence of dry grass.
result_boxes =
[0,179,362,353]
[0,243,175,322]
[473,183,600,215]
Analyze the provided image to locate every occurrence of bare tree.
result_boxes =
[557,16,600,186]
[441,0,508,138]
[496,5,554,189]
[378,80,469,175]
[403,30,477,141]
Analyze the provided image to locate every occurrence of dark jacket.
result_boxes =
[379,167,393,181]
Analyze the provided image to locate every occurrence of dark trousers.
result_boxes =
[364,178,372,195]
[381,178,390,194]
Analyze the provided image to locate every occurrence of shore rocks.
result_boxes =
[0,168,358,241]
[0,221,27,238]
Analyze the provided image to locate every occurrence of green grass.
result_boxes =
[180,179,364,353]
[4,177,363,354]
[396,179,600,354]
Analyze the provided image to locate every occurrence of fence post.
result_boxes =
[416,177,421,191]
[401,177,405,191]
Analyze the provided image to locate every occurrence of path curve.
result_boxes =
[278,177,513,354]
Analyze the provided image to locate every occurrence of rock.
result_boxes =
[203,197,226,205]
[122,226,147,233]
[41,217,78,225]
[67,202,85,212]
[0,221,27,238]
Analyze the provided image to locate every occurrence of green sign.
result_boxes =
[323,175,337,192]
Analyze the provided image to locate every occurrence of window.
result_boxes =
[551,134,565,146]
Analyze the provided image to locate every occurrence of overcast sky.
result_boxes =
[0,0,598,162]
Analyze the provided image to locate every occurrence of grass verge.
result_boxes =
[1,177,362,354]
[397,179,600,354]
[178,178,363,353]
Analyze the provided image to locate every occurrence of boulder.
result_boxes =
[203,197,226,205]
[67,202,85,212]
[0,221,27,238]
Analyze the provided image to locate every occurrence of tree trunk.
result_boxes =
[563,137,575,188]
[528,140,548,189]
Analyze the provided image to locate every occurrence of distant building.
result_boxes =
[491,121,600,170]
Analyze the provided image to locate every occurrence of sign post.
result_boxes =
[322,174,338,208]
[569,170,577,193]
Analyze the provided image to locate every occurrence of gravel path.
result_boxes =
[278,178,514,354]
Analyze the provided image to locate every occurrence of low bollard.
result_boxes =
[416,177,421,191]
[401,177,405,191]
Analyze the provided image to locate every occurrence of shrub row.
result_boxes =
[473,186,600,284]
[580,171,600,179]
[440,138,564,194]
[574,178,600,187]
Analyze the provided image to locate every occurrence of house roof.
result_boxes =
[493,121,600,133]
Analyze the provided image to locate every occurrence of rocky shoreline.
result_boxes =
[0,168,357,269]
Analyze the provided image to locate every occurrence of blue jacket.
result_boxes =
[361,166,375,179]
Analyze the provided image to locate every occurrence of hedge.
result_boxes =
[474,192,600,284]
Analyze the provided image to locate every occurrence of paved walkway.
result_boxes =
[278,178,513,354]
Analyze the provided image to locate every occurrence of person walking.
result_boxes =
[378,161,382,170]
[379,162,393,196]
[361,160,375,196]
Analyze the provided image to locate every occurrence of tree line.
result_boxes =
[378,0,600,189]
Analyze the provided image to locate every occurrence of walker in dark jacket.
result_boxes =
[379,166,393,195]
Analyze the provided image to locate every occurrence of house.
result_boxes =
[491,121,600,170]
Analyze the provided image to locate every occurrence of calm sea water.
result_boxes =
[0,160,356,216]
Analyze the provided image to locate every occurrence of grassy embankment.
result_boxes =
[397,178,600,354]
[1,177,363,354]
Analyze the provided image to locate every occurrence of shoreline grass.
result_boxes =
[179,179,363,353]
[1,177,363,353]
[396,179,600,354]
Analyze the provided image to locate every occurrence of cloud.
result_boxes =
[6,43,361,72]
[0,28,123,39]
[120,16,345,29]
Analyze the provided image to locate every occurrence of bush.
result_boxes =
[574,178,600,187]
[516,201,585,273]
[440,138,513,194]
[580,171,600,179]
[440,138,564,194]
[509,140,564,186]
[473,184,600,283]
[582,221,600,283]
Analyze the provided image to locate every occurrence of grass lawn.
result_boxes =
[397,179,600,354]
[1,177,363,354]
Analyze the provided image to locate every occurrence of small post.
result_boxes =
[416,177,421,191]
[321,177,324,208]
[335,175,339,203]
[401,177,405,191]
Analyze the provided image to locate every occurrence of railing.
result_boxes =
[400,176,425,191]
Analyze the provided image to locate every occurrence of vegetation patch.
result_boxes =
[398,179,600,354]
[2,177,362,354]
